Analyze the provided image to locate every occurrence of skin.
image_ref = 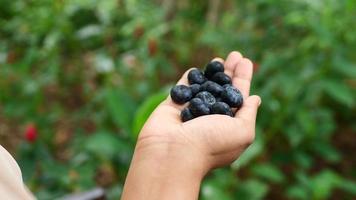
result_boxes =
[121,51,261,200]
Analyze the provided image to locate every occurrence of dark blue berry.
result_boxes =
[170,85,192,104]
[195,91,216,108]
[221,85,243,108]
[189,84,201,96]
[215,97,223,102]
[211,72,232,85]
[188,69,206,84]
[204,61,224,79]
[211,102,234,117]
[181,108,194,122]
[189,98,210,117]
[200,81,224,97]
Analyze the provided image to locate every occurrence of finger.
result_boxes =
[224,51,243,78]
[176,68,195,85]
[161,68,195,110]
[211,57,225,66]
[232,58,253,98]
[236,95,261,124]
[151,101,182,123]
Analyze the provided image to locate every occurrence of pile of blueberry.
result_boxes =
[170,61,243,122]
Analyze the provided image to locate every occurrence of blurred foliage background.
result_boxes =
[0,0,356,199]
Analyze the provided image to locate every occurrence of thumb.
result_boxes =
[235,95,261,124]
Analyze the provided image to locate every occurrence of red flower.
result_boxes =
[25,124,38,143]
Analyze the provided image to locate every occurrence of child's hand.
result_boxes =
[136,51,261,173]
[122,51,261,200]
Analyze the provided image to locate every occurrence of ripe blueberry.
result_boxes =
[170,85,192,104]
[189,98,210,117]
[195,91,216,108]
[181,107,194,122]
[211,72,232,85]
[200,81,224,96]
[190,84,201,96]
[211,102,234,117]
[204,61,224,79]
[188,69,206,84]
[221,85,243,108]
[215,97,223,102]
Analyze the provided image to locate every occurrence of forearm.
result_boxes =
[121,141,207,200]
[0,145,35,200]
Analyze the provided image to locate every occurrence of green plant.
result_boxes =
[0,0,355,199]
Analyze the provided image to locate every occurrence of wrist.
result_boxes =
[134,134,209,179]
[122,136,208,200]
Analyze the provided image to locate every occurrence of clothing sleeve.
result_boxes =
[0,145,36,200]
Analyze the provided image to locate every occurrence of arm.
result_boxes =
[121,141,206,200]
[0,145,35,200]
[121,51,261,200]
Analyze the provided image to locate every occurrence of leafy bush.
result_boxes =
[0,0,355,199]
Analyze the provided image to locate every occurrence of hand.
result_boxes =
[121,51,261,200]
[137,51,261,173]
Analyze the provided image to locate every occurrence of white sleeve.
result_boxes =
[0,145,36,200]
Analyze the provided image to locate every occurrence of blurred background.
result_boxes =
[0,0,355,199]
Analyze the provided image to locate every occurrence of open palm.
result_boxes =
[138,51,261,171]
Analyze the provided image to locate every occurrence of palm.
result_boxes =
[139,51,261,168]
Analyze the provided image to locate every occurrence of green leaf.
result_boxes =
[311,170,341,199]
[312,141,341,163]
[322,80,355,107]
[295,151,313,169]
[105,88,136,133]
[332,57,356,78]
[285,124,304,147]
[297,110,316,136]
[85,131,127,159]
[212,169,237,187]
[252,163,285,183]
[132,89,168,138]
[232,136,264,170]
[201,180,232,200]
[339,179,356,195]
[238,179,269,200]
[287,184,309,200]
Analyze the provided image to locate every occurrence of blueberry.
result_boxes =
[211,102,234,117]
[181,108,194,122]
[204,61,224,79]
[200,81,224,96]
[190,84,201,96]
[189,98,210,116]
[221,85,243,108]
[195,91,216,108]
[215,97,223,102]
[188,69,206,84]
[211,72,232,85]
[170,85,192,104]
